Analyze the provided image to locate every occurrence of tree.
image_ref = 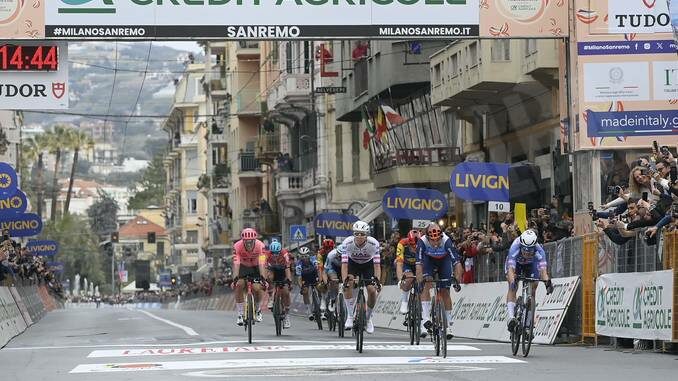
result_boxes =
[87,188,119,236]
[20,137,39,191]
[127,154,166,211]
[45,125,70,221]
[64,129,94,216]
[39,214,106,290]
[30,134,49,219]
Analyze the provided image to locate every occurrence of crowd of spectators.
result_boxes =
[591,144,678,247]
[0,231,63,297]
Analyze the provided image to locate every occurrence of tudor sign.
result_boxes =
[0,42,68,110]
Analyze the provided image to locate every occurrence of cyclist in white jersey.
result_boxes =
[338,221,381,334]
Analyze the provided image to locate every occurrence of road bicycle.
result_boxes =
[242,276,262,344]
[423,276,460,358]
[336,281,347,338]
[510,276,546,357]
[346,276,379,353]
[324,287,337,332]
[402,275,421,345]
[302,281,323,330]
[271,280,289,337]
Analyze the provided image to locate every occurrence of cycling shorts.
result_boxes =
[347,258,374,280]
[238,265,261,280]
[298,267,319,285]
[421,255,452,289]
[268,265,287,283]
[402,262,415,273]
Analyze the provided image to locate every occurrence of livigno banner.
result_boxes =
[596,270,673,341]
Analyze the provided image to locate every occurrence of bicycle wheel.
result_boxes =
[246,293,255,344]
[414,292,422,345]
[273,293,282,336]
[326,296,336,332]
[312,288,323,330]
[407,292,416,345]
[522,296,536,357]
[432,299,440,356]
[511,297,523,356]
[337,293,346,338]
[355,292,365,353]
[438,301,448,358]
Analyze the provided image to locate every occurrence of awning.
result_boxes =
[357,201,380,220]
[362,205,384,224]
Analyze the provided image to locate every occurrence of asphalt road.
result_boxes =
[0,305,675,381]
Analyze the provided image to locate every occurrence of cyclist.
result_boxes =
[339,221,381,334]
[397,230,420,314]
[232,228,267,326]
[416,222,462,339]
[316,239,335,313]
[506,229,554,332]
[295,246,320,320]
[264,240,293,329]
[323,244,342,312]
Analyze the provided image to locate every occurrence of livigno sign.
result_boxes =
[46,0,480,38]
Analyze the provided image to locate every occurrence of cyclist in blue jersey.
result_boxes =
[416,222,463,339]
[296,247,320,320]
[505,229,554,332]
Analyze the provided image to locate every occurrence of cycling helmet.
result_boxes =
[352,221,370,234]
[407,230,420,246]
[241,228,257,240]
[298,247,311,256]
[322,239,335,250]
[519,230,538,248]
[269,241,282,254]
[426,223,442,240]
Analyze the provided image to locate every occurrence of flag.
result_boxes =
[375,106,388,142]
[381,105,406,126]
[361,106,375,134]
[362,129,371,150]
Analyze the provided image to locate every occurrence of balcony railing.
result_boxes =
[256,133,281,163]
[276,173,304,193]
[241,211,280,235]
[267,73,311,110]
[235,89,261,115]
[374,147,462,173]
[213,163,231,188]
[239,152,260,172]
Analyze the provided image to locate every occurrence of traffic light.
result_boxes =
[147,232,156,244]
[111,231,119,243]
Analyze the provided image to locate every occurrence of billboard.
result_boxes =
[0,0,45,39]
[382,187,448,220]
[450,162,510,202]
[479,0,568,38]
[0,42,69,110]
[314,212,359,237]
[572,0,678,150]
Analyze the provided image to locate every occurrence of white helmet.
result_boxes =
[352,221,370,234]
[519,230,538,248]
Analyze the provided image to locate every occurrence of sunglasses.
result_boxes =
[353,232,367,237]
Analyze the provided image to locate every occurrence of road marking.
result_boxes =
[70,356,525,373]
[136,310,199,337]
[4,340,503,351]
[87,344,481,358]
[183,366,493,378]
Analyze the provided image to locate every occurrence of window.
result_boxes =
[525,39,537,56]
[187,191,198,215]
[185,230,198,244]
[467,42,479,67]
[433,63,441,87]
[271,43,279,65]
[451,53,459,77]
[156,241,165,257]
[285,42,293,74]
[185,148,200,177]
[354,59,368,96]
[351,122,360,181]
[335,124,343,182]
[304,41,311,74]
[491,40,511,61]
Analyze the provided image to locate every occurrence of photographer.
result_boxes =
[646,203,678,239]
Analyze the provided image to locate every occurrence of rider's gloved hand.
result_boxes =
[545,279,554,295]
[451,277,461,292]
[372,277,382,292]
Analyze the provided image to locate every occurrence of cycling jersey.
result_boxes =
[265,249,291,271]
[396,238,417,265]
[415,234,460,265]
[505,237,547,271]
[316,248,330,270]
[324,249,342,274]
[295,255,319,277]
[338,236,381,265]
[233,239,266,268]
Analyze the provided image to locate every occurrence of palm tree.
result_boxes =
[64,129,94,216]
[32,134,49,219]
[46,125,70,221]
[20,137,39,190]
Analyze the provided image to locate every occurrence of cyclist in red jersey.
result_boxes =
[232,228,267,326]
[264,240,293,329]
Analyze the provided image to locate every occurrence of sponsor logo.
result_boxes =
[52,82,66,99]
[0,0,23,25]
[59,0,115,14]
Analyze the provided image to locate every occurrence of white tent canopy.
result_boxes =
[121,281,160,294]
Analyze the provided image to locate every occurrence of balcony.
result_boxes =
[235,89,261,116]
[208,71,230,99]
[236,41,260,59]
[241,210,280,235]
[209,216,231,247]
[275,172,303,203]
[238,152,263,176]
[522,40,559,78]
[430,41,519,108]
[373,146,462,189]
[213,163,231,190]
[266,73,311,111]
[256,132,281,165]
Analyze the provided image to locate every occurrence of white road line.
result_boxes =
[70,356,525,373]
[87,344,481,358]
[136,310,199,336]
[4,340,504,351]
[183,366,493,378]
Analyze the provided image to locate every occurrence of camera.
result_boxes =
[607,185,623,195]
[660,145,671,156]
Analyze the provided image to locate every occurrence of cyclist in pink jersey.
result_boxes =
[233,228,267,326]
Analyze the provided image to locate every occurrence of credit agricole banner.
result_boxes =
[1,0,569,39]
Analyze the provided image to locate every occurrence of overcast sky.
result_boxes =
[153,41,201,53]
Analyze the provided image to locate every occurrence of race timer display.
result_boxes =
[0,45,59,71]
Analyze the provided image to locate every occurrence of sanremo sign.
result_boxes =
[45,0,480,39]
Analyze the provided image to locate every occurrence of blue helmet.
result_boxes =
[269,241,282,254]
